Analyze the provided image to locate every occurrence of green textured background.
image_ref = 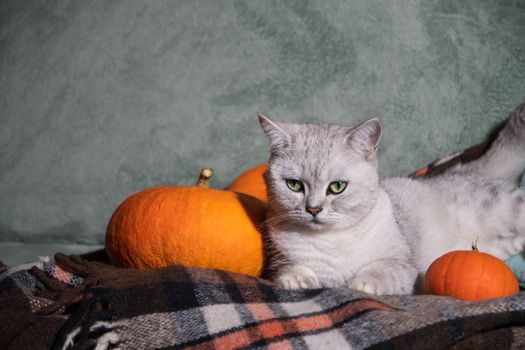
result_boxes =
[1,1,524,265]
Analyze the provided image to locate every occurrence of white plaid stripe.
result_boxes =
[202,303,243,334]
[303,329,354,350]
[279,299,323,317]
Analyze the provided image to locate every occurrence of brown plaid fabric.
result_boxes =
[1,254,525,350]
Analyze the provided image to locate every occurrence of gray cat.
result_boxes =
[259,103,525,295]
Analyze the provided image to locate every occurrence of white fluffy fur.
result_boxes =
[259,104,525,295]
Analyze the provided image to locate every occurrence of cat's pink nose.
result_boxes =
[306,206,323,217]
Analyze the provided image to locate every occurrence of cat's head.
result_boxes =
[259,114,382,232]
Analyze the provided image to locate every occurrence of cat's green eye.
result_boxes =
[286,179,304,192]
[328,181,347,194]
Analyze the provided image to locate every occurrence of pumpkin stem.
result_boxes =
[471,237,479,251]
[196,168,213,188]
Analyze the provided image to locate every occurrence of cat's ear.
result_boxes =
[258,113,291,152]
[346,117,382,160]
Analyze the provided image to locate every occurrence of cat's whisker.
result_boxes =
[262,213,290,226]
[259,213,294,231]
[259,210,307,234]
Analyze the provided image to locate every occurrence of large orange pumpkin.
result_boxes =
[227,163,268,203]
[105,169,266,277]
[424,246,519,301]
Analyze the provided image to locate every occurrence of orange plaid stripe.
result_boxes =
[185,299,395,349]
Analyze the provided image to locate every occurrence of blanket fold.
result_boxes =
[1,254,525,349]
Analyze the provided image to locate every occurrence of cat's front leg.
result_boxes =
[346,258,416,295]
[276,265,320,290]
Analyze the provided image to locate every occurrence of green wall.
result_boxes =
[1,0,524,264]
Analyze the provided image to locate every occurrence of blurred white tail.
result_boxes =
[463,103,525,184]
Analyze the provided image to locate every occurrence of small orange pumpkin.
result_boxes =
[227,163,268,203]
[424,244,519,301]
[105,169,266,277]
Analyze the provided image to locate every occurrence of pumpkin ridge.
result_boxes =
[473,251,484,301]
[498,260,508,297]
[442,252,457,296]
[499,257,518,296]
[455,253,468,297]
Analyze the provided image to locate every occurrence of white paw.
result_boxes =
[346,275,390,295]
[276,267,320,290]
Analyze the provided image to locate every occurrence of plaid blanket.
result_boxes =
[1,254,525,350]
